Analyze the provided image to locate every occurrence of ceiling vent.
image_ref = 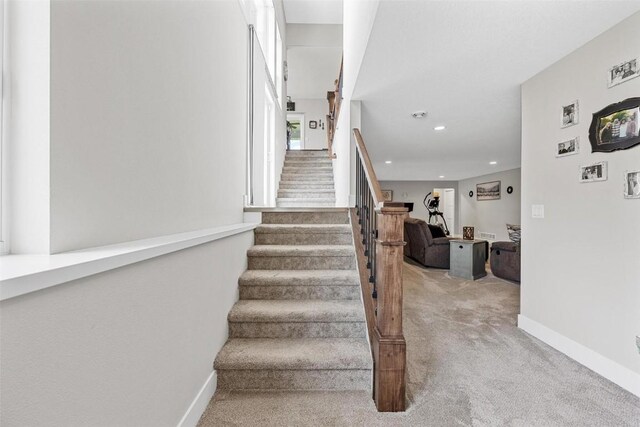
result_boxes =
[411,111,427,119]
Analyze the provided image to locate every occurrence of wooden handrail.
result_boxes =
[352,128,407,412]
[353,128,384,207]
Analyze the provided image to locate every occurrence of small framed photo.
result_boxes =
[476,180,501,201]
[381,190,393,202]
[608,58,639,88]
[309,120,317,129]
[556,137,579,157]
[579,161,608,183]
[561,100,579,128]
[624,170,640,199]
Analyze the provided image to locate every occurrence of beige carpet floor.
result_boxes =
[198,260,640,426]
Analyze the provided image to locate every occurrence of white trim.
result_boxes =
[177,371,217,427]
[518,314,640,397]
[0,223,257,301]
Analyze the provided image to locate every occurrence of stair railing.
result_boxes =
[351,128,407,412]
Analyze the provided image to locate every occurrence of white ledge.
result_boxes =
[0,223,257,301]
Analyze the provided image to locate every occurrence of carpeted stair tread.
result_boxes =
[248,245,354,257]
[214,338,371,371]
[276,198,336,206]
[229,300,364,323]
[278,189,336,194]
[280,175,334,181]
[239,270,359,287]
[255,224,350,234]
[261,211,348,224]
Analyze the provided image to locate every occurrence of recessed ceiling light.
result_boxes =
[411,111,427,119]
[434,125,446,131]
[490,161,497,165]
[439,175,445,178]
[385,160,392,164]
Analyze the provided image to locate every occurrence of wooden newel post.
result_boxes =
[372,205,407,412]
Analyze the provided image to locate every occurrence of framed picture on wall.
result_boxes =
[476,181,500,201]
[556,137,579,157]
[588,97,640,153]
[381,190,393,202]
[579,161,608,183]
[624,170,640,198]
[608,57,639,88]
[309,120,318,129]
[561,100,579,128]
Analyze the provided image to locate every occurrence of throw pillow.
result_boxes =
[507,224,521,244]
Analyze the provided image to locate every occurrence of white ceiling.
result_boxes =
[356,1,640,181]
[283,0,343,24]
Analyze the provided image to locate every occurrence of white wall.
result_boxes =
[286,23,342,100]
[6,0,50,254]
[334,0,381,207]
[380,180,459,230]
[0,232,252,427]
[458,168,521,241]
[521,13,640,393]
[49,0,248,253]
[286,23,342,47]
[2,0,263,424]
[291,98,328,149]
[342,0,379,100]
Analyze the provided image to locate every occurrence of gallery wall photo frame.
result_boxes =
[556,137,579,158]
[624,170,640,199]
[309,120,318,129]
[579,161,608,183]
[588,97,640,153]
[476,180,501,201]
[561,100,579,128]
[381,190,393,202]
[608,57,639,88]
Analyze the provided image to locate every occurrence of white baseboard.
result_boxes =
[518,315,640,397]
[177,371,217,427]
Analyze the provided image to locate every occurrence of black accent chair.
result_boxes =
[490,241,520,282]
[403,218,452,269]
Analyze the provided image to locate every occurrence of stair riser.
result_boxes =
[229,322,366,338]
[216,369,371,391]
[284,159,333,165]
[278,183,334,189]
[239,285,360,300]
[277,191,336,198]
[262,212,348,224]
[276,201,336,208]
[248,256,356,270]
[255,233,351,245]
[285,151,328,157]
[282,168,333,174]
[280,173,333,179]
[280,178,334,184]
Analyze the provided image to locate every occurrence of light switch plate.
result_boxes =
[532,204,545,219]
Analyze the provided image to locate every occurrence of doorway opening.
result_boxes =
[432,188,456,235]
[287,113,304,150]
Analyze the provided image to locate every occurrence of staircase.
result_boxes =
[276,150,336,207]
[214,210,372,390]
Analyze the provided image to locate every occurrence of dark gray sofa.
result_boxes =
[403,218,452,269]
[490,241,520,282]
